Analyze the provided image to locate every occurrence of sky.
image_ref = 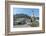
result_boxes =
[13,8,39,17]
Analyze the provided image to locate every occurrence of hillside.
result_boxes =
[13,14,31,19]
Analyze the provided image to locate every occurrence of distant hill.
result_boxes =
[13,14,31,19]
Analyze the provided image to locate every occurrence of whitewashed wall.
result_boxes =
[0,0,46,36]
